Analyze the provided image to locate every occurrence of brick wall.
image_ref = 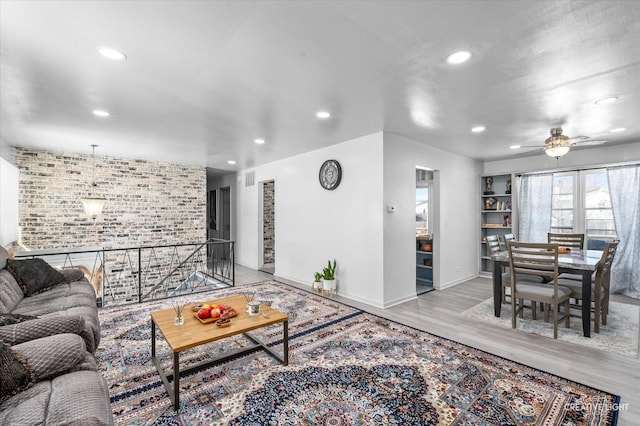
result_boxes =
[13,148,208,304]
[263,180,275,264]
[14,148,207,250]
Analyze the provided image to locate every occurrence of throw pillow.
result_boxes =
[59,268,85,283]
[6,258,66,296]
[0,313,39,327]
[0,340,36,404]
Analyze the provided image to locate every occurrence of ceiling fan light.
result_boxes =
[543,127,572,158]
[545,145,570,158]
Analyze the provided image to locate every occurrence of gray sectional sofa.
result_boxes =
[0,246,113,425]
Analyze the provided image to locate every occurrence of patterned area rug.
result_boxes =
[462,298,640,358]
[98,280,620,425]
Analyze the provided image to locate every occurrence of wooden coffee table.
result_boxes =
[150,294,289,411]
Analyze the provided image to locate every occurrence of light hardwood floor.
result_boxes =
[235,265,640,425]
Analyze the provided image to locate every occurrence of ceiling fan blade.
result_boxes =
[513,148,544,157]
[568,135,590,142]
[572,139,608,146]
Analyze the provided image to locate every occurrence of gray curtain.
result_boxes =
[517,173,553,243]
[607,164,640,298]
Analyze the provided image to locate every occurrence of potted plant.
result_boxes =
[322,259,337,293]
[312,272,323,291]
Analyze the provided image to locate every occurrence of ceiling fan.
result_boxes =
[518,127,608,158]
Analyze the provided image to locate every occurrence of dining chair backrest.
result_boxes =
[507,242,559,288]
[548,232,585,249]
[597,240,620,328]
[502,233,515,251]
[484,235,502,255]
[595,240,619,288]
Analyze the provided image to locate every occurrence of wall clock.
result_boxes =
[319,159,342,190]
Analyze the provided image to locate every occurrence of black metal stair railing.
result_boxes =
[13,238,235,307]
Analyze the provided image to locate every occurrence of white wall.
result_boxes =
[484,141,640,175]
[383,133,483,303]
[0,156,19,246]
[235,132,386,307]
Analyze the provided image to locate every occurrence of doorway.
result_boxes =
[217,186,231,261]
[259,180,275,274]
[416,168,434,295]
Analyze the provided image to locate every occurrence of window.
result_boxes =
[416,168,433,237]
[416,187,429,236]
[551,173,575,232]
[584,170,616,240]
[550,169,616,242]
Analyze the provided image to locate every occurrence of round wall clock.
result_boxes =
[319,159,342,190]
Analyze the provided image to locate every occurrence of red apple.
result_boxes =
[197,308,210,319]
[210,308,221,319]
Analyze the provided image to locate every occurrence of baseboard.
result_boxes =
[438,273,481,290]
[380,293,418,309]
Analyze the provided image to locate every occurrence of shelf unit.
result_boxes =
[480,174,514,275]
[416,238,433,292]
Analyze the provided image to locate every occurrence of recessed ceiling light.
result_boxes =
[98,47,127,61]
[254,138,265,144]
[510,145,521,149]
[92,110,110,117]
[227,160,236,165]
[316,111,331,119]
[471,126,486,133]
[610,127,626,133]
[594,96,618,105]
[447,50,472,64]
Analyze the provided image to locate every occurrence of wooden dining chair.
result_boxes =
[554,240,619,333]
[485,235,544,304]
[501,233,515,251]
[547,232,585,249]
[507,242,572,338]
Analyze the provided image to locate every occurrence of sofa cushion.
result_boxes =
[0,315,96,354]
[0,313,38,326]
[12,333,88,381]
[0,270,25,314]
[6,258,66,296]
[0,246,8,270]
[0,367,113,426]
[0,340,36,404]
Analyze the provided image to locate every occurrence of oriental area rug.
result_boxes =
[462,298,640,359]
[97,280,620,425]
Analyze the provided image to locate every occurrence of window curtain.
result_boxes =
[517,173,553,243]
[607,164,640,298]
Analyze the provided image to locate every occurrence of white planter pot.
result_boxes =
[323,279,336,291]
[312,280,322,291]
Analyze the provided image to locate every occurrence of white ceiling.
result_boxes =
[1,1,639,173]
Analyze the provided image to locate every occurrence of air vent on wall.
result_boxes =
[245,171,255,187]
[416,169,433,183]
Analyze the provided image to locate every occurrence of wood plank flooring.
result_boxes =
[235,265,640,425]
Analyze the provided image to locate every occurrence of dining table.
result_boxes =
[491,249,603,337]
